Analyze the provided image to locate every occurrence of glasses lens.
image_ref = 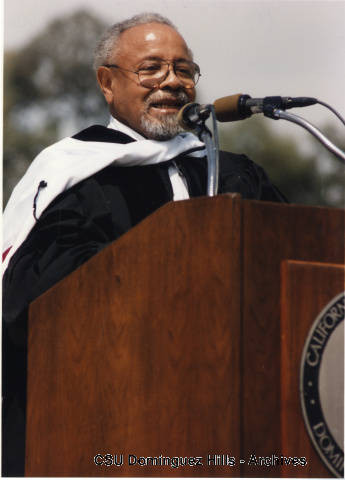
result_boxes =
[138,61,166,88]
[138,61,200,88]
[175,61,199,86]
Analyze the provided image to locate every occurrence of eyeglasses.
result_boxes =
[103,60,201,89]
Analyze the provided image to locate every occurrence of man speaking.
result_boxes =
[2,12,285,476]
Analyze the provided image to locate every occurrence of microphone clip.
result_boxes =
[261,96,318,119]
[262,96,288,120]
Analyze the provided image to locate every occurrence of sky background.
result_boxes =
[4,0,345,151]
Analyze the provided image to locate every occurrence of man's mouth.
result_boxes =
[148,97,186,113]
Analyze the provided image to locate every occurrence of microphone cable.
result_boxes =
[315,99,345,127]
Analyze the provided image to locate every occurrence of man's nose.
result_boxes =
[159,64,183,90]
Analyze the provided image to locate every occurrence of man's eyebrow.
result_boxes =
[140,56,163,61]
[138,56,191,63]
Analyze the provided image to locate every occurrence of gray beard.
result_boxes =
[140,112,184,141]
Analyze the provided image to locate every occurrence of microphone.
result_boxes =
[178,94,318,128]
[177,102,212,131]
[214,94,318,121]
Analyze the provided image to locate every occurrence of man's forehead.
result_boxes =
[145,32,157,42]
[113,22,190,62]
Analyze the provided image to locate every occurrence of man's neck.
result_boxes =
[107,116,145,142]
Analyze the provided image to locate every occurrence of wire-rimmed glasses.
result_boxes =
[103,60,201,89]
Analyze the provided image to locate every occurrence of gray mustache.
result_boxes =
[146,91,189,107]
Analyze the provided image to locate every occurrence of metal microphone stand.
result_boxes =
[190,105,220,196]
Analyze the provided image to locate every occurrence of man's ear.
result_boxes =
[97,67,115,105]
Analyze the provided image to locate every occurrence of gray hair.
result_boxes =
[93,12,192,70]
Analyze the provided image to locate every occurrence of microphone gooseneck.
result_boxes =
[177,103,219,196]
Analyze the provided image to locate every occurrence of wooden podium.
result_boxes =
[25,195,344,477]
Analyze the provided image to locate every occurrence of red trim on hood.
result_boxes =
[2,247,12,262]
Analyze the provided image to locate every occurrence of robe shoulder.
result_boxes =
[218,150,288,202]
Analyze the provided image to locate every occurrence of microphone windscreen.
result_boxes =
[177,102,198,131]
[214,94,243,122]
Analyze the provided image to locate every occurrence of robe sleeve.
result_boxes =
[2,177,122,327]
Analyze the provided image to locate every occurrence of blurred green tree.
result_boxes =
[4,10,108,204]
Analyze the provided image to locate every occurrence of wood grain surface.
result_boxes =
[25,195,345,477]
[240,200,344,477]
[26,194,243,476]
[280,260,344,478]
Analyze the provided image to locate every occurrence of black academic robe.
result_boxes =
[2,125,286,476]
